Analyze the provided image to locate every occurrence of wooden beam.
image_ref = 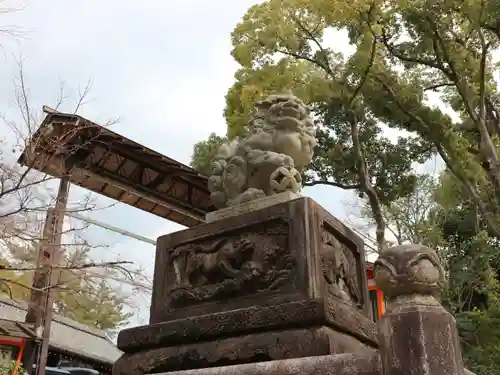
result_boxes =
[72,166,206,224]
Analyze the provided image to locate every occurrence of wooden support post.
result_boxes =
[25,177,70,375]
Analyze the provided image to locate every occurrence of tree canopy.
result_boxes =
[191,0,500,248]
[190,1,500,371]
[352,172,500,375]
[190,132,227,176]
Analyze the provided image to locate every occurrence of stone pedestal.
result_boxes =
[113,198,377,375]
[374,244,465,375]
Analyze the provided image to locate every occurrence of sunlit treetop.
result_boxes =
[192,0,500,240]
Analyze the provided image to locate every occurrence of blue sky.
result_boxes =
[0,0,439,328]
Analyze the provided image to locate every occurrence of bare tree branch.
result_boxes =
[0,260,132,272]
[0,58,143,329]
[304,180,360,189]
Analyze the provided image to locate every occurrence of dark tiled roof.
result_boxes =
[0,295,122,364]
[0,318,35,339]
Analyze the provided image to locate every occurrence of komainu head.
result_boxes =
[248,94,317,170]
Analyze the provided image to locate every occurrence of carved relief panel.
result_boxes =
[320,222,365,311]
[161,218,295,310]
[149,197,375,340]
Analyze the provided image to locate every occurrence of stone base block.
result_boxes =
[112,326,374,375]
[117,300,377,353]
[150,197,371,325]
[126,352,382,375]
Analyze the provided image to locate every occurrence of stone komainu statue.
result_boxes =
[208,94,317,208]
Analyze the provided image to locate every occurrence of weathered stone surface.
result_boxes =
[325,297,378,345]
[148,352,381,375]
[207,94,317,209]
[113,327,375,375]
[149,198,375,340]
[378,301,464,375]
[151,209,295,322]
[118,300,325,351]
[374,244,465,375]
[152,197,369,319]
[118,299,376,353]
[113,197,378,375]
[373,244,445,299]
[205,191,301,222]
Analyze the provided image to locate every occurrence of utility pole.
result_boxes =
[25,177,70,375]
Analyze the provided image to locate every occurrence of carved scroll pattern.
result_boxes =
[165,219,294,307]
[320,224,364,309]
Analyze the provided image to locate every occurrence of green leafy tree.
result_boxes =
[0,353,27,375]
[365,0,500,239]
[195,0,500,369]
[190,133,226,176]
[192,0,500,249]
[355,173,500,375]
[355,173,442,247]
[433,178,500,375]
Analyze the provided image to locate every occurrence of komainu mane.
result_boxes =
[208,94,317,208]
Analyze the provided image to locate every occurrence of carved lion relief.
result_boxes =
[320,226,363,309]
[165,219,294,307]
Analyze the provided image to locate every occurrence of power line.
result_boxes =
[66,212,156,245]
[65,212,155,292]
[84,269,152,291]
[346,225,378,253]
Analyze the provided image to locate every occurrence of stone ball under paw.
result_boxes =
[270,166,302,193]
